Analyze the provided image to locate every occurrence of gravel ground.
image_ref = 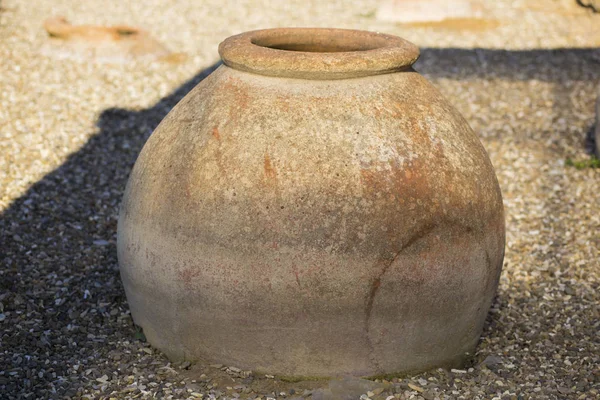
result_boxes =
[1,1,599,399]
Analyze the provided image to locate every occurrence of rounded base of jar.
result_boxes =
[119,226,496,377]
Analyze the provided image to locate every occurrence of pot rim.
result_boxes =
[218,28,420,80]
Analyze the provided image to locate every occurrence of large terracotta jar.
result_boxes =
[118,28,505,377]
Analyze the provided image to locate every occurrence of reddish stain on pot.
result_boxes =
[263,154,277,181]
[212,126,220,141]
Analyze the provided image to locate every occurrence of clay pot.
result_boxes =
[118,28,505,377]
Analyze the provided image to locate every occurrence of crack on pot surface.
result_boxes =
[363,222,436,372]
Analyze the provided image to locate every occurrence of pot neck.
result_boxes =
[218,28,420,80]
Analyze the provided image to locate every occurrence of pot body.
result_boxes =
[118,62,504,376]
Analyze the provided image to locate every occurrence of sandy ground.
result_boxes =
[1,0,599,399]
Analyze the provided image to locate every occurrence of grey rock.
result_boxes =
[314,377,388,400]
[481,355,503,369]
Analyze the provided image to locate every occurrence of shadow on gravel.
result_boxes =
[1,48,599,398]
[417,47,600,155]
[0,62,221,398]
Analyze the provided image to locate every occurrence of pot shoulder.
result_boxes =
[121,66,504,253]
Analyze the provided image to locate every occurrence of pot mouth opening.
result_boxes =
[218,28,420,80]
[250,36,382,53]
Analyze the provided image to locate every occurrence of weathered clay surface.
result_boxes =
[118,28,505,377]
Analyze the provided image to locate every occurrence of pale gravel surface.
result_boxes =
[1,0,599,399]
